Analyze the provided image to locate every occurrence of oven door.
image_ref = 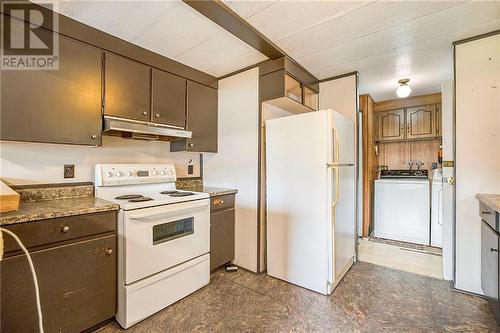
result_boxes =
[123,199,210,284]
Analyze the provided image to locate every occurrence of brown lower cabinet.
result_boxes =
[1,212,117,333]
[210,194,235,270]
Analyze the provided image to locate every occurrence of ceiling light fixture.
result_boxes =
[396,78,411,98]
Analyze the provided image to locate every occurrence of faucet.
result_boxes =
[416,161,424,170]
[408,161,414,170]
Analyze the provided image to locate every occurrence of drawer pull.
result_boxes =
[213,199,224,206]
[105,248,113,256]
[61,225,70,233]
[482,211,492,215]
[491,248,499,253]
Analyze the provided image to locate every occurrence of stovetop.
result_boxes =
[380,169,428,179]
[95,186,209,210]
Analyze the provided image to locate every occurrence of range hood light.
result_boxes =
[396,78,411,98]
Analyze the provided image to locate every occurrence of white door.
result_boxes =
[266,111,330,294]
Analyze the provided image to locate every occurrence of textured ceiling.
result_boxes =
[51,1,267,77]
[224,0,500,101]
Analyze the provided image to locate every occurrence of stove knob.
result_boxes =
[152,170,158,176]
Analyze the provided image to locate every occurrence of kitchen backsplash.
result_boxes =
[0,136,201,185]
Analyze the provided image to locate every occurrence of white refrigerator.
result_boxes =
[266,109,356,295]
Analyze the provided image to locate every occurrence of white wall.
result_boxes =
[441,80,454,281]
[0,136,200,185]
[203,68,259,272]
[455,34,500,293]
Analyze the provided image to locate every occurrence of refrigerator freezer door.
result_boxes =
[266,110,330,294]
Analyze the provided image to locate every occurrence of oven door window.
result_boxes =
[152,217,194,245]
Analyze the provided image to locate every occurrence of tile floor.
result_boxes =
[98,262,497,333]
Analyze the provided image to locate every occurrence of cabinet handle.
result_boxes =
[213,198,224,206]
[155,113,160,118]
[105,248,113,256]
[142,111,148,116]
[91,134,97,140]
[61,225,70,233]
[482,211,492,215]
[188,143,194,147]
[491,248,499,253]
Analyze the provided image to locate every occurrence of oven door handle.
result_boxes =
[128,200,209,220]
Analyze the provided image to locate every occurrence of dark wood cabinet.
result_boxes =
[171,81,218,152]
[210,194,235,270]
[0,212,117,333]
[406,105,436,140]
[0,17,102,146]
[480,202,500,324]
[377,109,405,141]
[104,52,151,122]
[152,69,186,128]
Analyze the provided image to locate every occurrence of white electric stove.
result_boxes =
[94,164,210,329]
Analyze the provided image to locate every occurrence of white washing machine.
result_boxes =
[431,169,443,248]
[374,178,430,245]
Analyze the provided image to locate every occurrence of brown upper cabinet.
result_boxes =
[377,109,406,141]
[104,53,151,122]
[152,69,186,128]
[406,104,436,140]
[376,104,441,142]
[171,81,218,153]
[0,15,102,146]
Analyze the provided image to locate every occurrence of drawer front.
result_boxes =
[1,234,117,333]
[3,211,117,255]
[210,194,235,212]
[480,203,498,231]
[210,208,235,270]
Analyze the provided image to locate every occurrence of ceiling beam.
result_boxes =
[183,0,284,60]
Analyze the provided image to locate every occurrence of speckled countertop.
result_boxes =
[199,187,238,197]
[476,193,500,213]
[176,179,237,197]
[0,184,119,226]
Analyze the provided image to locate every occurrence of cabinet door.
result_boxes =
[171,81,218,152]
[1,20,102,145]
[152,69,186,128]
[406,105,436,140]
[210,208,235,270]
[1,235,117,333]
[436,103,442,138]
[481,221,500,321]
[378,109,405,141]
[104,53,151,121]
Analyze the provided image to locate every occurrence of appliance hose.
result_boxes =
[0,227,44,333]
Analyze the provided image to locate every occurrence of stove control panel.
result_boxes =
[95,164,176,186]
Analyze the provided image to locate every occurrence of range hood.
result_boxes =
[103,116,192,141]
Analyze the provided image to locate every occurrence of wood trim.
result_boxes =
[360,94,377,238]
[0,0,218,88]
[374,93,442,112]
[183,0,283,59]
[319,71,359,83]
[453,29,500,46]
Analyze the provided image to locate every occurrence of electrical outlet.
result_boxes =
[187,158,194,175]
[64,164,75,178]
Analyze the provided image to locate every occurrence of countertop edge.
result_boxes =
[476,193,500,213]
